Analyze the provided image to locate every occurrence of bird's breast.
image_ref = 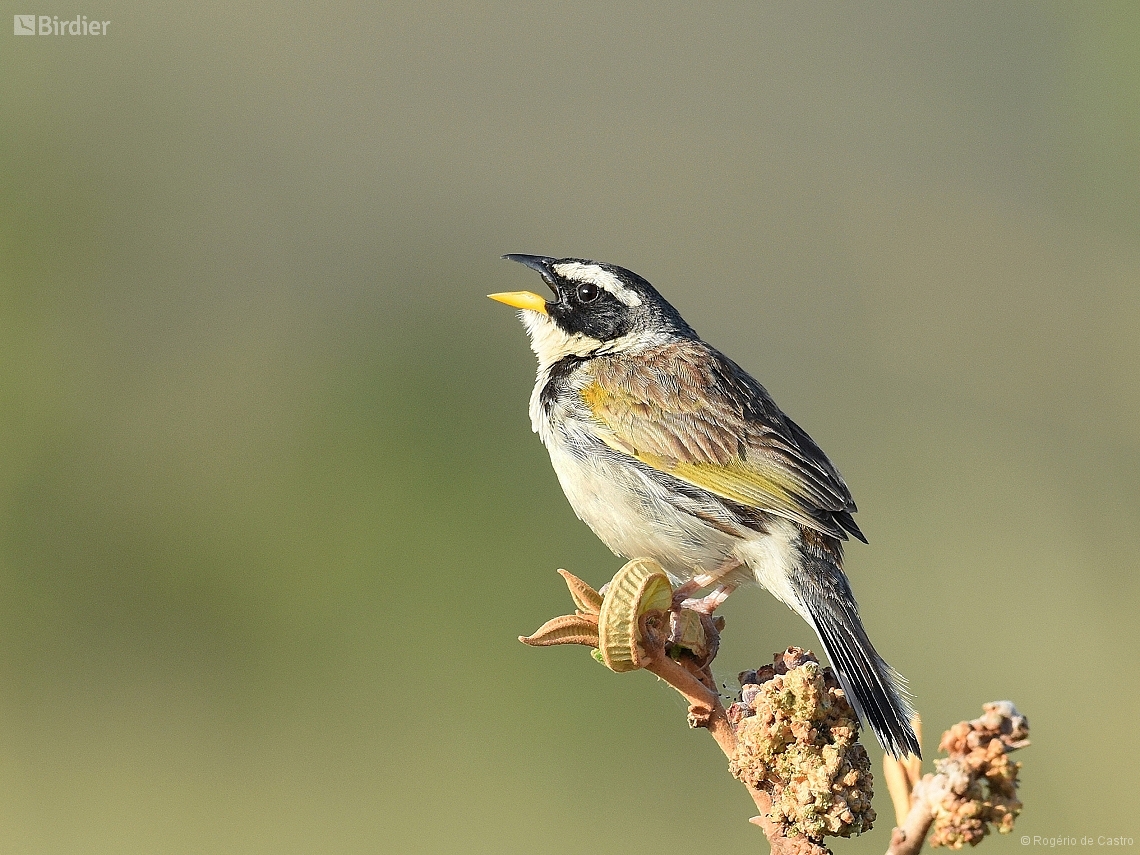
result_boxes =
[543,431,737,581]
[528,355,798,587]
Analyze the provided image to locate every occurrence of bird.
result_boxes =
[488,254,919,759]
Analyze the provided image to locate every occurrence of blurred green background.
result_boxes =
[2,2,1138,852]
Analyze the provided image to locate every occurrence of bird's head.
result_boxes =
[490,255,695,368]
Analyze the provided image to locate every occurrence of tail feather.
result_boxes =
[796,556,920,759]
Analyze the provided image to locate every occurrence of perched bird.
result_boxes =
[489,255,919,759]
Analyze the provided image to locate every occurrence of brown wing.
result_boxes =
[581,340,864,541]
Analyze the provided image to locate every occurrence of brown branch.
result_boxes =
[521,563,1028,855]
[887,778,936,855]
[524,566,835,854]
[639,638,830,855]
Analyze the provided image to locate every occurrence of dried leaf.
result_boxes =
[598,558,672,672]
[557,569,603,615]
[519,614,600,647]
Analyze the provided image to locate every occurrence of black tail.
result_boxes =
[795,553,920,759]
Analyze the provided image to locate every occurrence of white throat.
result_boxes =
[519,310,603,370]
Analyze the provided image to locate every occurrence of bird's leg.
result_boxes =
[671,558,743,610]
[681,583,738,615]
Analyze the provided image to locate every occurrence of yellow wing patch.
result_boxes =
[577,348,853,537]
[637,453,820,529]
[582,380,825,530]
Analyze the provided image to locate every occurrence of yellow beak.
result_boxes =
[487,290,548,315]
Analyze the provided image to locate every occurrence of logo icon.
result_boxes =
[14,14,36,34]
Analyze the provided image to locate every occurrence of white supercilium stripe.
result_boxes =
[551,262,642,307]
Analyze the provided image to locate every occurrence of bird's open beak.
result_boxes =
[487,290,548,314]
[492,254,559,312]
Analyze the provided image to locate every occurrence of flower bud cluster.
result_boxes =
[927,701,1028,848]
[728,648,876,841]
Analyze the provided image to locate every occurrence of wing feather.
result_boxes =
[582,341,863,540]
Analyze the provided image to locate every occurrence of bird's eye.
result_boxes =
[576,283,600,303]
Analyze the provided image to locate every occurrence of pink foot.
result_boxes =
[680,583,738,615]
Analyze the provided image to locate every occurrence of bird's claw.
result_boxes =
[679,584,737,615]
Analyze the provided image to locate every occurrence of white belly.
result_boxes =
[545,439,739,583]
